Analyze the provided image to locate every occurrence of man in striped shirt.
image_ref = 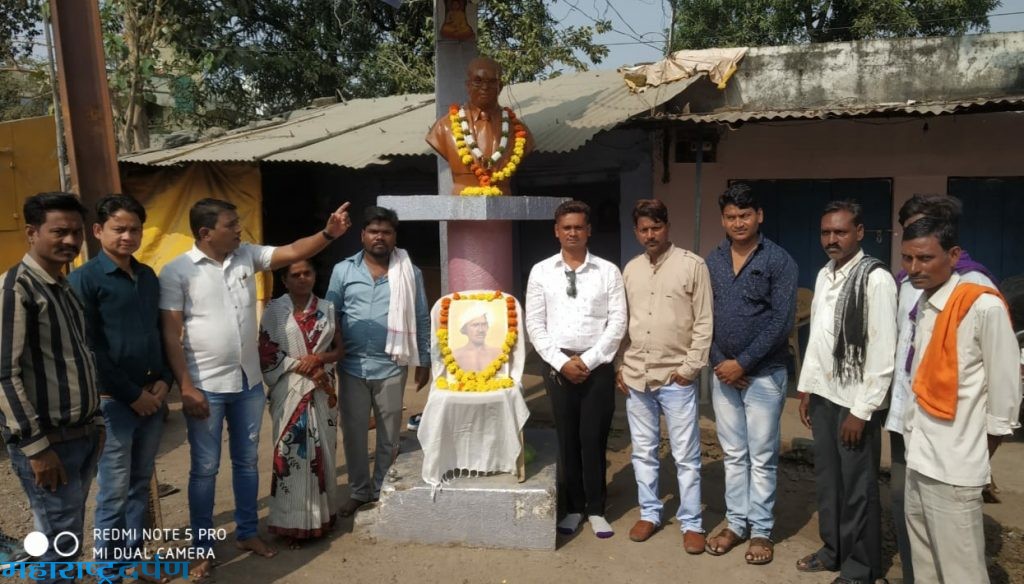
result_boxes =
[0,192,101,581]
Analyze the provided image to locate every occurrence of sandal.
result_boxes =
[796,552,833,572]
[745,537,774,565]
[704,527,745,556]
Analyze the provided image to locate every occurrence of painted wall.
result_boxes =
[653,112,1024,268]
[0,116,61,270]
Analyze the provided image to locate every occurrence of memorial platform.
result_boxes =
[377,195,567,222]
[355,428,557,551]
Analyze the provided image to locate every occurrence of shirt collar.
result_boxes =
[830,248,865,277]
[555,250,593,271]
[468,104,501,123]
[97,250,137,275]
[647,243,676,269]
[925,272,962,312]
[716,233,764,253]
[21,253,61,285]
[188,243,234,265]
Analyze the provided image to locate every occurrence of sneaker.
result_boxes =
[407,413,423,431]
[0,531,29,569]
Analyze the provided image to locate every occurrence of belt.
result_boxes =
[560,348,587,358]
[45,423,103,445]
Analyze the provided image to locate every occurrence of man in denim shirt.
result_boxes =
[704,184,797,565]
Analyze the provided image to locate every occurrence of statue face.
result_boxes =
[466,63,501,110]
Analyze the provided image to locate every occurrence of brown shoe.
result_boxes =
[683,530,706,554]
[628,520,658,542]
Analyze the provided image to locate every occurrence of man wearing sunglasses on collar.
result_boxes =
[525,200,627,539]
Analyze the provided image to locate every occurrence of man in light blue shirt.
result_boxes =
[326,206,430,517]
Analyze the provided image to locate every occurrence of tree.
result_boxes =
[1,0,608,145]
[0,0,41,62]
[165,0,610,122]
[670,0,999,50]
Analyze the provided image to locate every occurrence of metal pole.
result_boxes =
[692,138,703,253]
[43,16,68,192]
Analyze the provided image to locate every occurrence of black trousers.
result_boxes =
[545,362,616,517]
[809,394,883,581]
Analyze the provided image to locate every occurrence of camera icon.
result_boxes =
[23,531,80,558]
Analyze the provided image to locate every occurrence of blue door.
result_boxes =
[733,179,894,289]
[948,177,1024,282]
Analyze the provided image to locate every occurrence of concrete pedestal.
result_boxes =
[354,429,557,550]
[377,195,567,294]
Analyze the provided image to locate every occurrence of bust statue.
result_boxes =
[426,57,534,195]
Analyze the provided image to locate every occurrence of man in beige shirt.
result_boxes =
[615,199,713,553]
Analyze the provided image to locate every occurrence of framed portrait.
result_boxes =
[447,299,509,375]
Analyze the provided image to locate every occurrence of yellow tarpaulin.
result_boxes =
[619,47,748,92]
[121,161,272,300]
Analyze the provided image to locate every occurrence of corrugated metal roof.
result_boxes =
[122,69,699,168]
[658,96,1024,124]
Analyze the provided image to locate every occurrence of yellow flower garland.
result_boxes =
[436,291,519,392]
[449,104,528,197]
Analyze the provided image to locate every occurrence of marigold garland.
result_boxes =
[449,104,527,197]
[436,292,518,392]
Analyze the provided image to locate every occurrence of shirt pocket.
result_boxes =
[233,267,256,307]
[741,269,771,311]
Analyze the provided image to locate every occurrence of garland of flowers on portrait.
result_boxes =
[436,291,518,391]
[449,104,527,196]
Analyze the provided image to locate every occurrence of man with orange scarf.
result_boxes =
[901,217,1020,584]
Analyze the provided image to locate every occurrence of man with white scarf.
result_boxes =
[326,206,430,517]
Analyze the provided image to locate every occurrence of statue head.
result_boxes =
[466,57,503,110]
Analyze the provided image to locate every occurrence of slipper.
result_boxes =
[745,537,774,565]
[338,497,371,518]
[796,552,833,572]
[705,527,745,556]
[157,482,180,498]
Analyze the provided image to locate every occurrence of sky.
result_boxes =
[554,0,1024,70]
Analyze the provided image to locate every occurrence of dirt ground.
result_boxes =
[2,358,1023,584]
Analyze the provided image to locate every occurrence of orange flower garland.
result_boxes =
[449,104,528,196]
[436,291,518,392]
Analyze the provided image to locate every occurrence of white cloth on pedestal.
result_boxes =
[418,385,530,490]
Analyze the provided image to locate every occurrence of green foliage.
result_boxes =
[165,0,609,120]
[0,65,50,122]
[0,0,42,59]
[670,0,1000,50]
[0,0,607,132]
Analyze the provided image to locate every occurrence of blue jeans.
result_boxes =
[185,383,264,549]
[711,368,787,539]
[625,381,703,532]
[93,398,166,579]
[8,429,102,584]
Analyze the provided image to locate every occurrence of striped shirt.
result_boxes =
[0,254,99,456]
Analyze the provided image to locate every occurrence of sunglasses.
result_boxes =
[565,270,577,298]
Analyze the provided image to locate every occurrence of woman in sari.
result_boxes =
[259,259,343,548]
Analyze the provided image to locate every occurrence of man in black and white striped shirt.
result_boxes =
[0,192,101,579]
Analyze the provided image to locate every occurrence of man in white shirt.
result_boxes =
[525,200,626,539]
[901,217,1020,584]
[884,194,997,584]
[796,200,897,584]
[161,197,350,578]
